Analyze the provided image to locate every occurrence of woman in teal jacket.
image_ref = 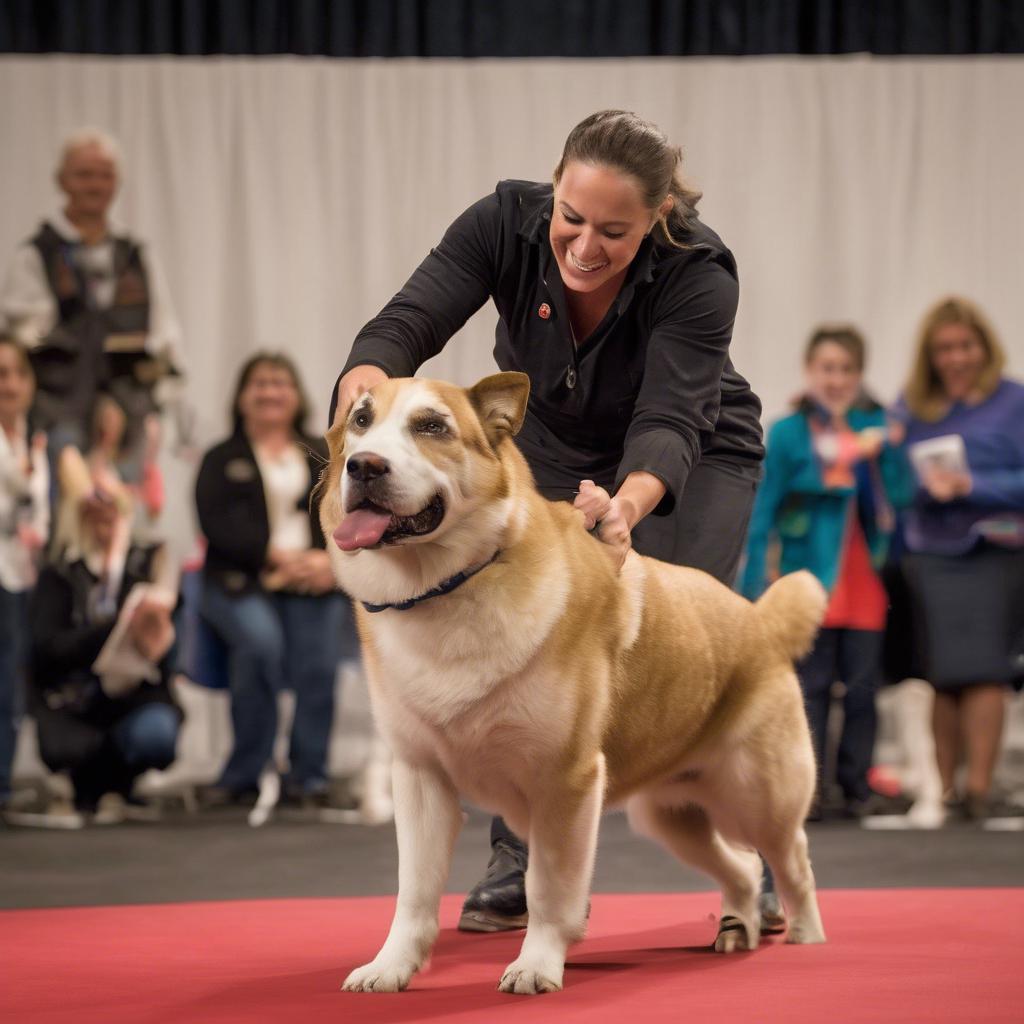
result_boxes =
[741,326,912,817]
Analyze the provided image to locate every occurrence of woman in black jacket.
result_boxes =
[31,451,179,819]
[331,111,767,931]
[195,352,355,806]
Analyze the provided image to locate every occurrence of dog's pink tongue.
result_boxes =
[333,509,392,551]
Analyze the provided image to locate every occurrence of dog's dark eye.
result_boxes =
[416,420,447,436]
[353,411,371,429]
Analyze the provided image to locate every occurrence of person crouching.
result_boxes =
[29,448,180,822]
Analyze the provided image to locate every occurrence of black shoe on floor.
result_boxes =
[458,838,529,932]
[195,783,259,810]
[844,790,914,819]
[280,781,350,812]
[962,793,1024,822]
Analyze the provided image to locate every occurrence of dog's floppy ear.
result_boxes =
[468,372,530,446]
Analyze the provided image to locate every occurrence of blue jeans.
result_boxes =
[0,584,29,802]
[111,703,180,771]
[200,580,356,792]
[797,628,883,803]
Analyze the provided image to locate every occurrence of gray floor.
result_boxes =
[2,806,1021,911]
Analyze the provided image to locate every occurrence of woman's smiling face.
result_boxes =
[929,322,988,401]
[238,361,300,431]
[549,161,665,296]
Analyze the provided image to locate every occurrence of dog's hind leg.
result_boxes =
[498,753,606,995]
[342,759,462,992]
[742,709,826,945]
[756,824,826,944]
[626,792,762,952]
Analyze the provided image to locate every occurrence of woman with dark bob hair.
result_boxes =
[330,112,767,935]
[896,297,1024,822]
[195,352,357,807]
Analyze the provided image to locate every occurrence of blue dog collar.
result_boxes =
[362,550,501,613]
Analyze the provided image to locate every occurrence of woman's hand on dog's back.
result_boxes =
[574,480,632,569]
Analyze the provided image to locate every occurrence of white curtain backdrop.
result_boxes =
[1,55,1022,440]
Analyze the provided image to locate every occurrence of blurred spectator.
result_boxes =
[195,353,356,808]
[741,325,913,817]
[29,448,180,824]
[86,393,165,538]
[0,336,49,812]
[895,297,1024,822]
[0,128,182,480]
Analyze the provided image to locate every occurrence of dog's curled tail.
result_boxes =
[754,570,828,662]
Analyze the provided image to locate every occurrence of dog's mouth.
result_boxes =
[334,494,446,551]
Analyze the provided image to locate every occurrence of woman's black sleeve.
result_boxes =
[30,567,114,682]
[615,258,739,514]
[342,192,503,378]
[195,449,269,572]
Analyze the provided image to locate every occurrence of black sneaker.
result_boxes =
[844,790,914,819]
[195,783,259,809]
[458,838,529,932]
[281,781,350,812]
[963,794,1024,823]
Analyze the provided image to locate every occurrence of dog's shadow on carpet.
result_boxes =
[564,923,769,977]
[168,926,753,1024]
[567,944,716,969]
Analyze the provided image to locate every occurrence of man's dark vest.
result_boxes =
[29,222,153,435]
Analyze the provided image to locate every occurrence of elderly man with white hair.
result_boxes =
[0,129,182,479]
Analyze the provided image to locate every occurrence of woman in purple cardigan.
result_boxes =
[896,296,1024,822]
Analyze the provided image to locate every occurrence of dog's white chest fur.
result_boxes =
[367,562,569,726]
[363,564,572,814]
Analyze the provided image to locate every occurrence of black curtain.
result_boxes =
[1,1,1022,57]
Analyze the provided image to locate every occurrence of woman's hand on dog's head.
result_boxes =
[334,364,389,427]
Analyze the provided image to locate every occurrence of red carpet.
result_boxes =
[4,890,1023,1023]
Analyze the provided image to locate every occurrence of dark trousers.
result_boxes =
[797,627,883,803]
[630,459,759,584]
[490,460,759,853]
[0,584,29,801]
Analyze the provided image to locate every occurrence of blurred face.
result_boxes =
[550,162,667,296]
[0,344,34,423]
[80,493,120,550]
[929,322,987,400]
[805,340,862,416]
[58,143,119,220]
[94,397,126,450]
[238,362,300,432]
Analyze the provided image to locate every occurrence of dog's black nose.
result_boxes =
[347,452,390,482]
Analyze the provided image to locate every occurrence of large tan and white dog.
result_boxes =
[320,372,827,995]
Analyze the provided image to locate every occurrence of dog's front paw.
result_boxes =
[498,959,563,995]
[342,958,417,993]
